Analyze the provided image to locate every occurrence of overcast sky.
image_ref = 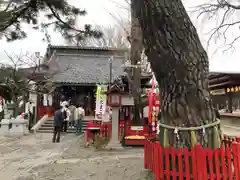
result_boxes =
[1,0,240,73]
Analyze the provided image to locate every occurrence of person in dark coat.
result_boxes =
[52,108,64,143]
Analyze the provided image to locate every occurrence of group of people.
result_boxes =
[52,101,85,143]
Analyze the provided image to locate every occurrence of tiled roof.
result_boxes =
[47,45,129,52]
[52,54,125,84]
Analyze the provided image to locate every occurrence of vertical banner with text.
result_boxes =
[95,84,108,120]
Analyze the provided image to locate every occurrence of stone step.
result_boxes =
[37,118,89,134]
[37,126,78,133]
[38,126,87,133]
[39,126,78,130]
[41,124,53,127]
[36,129,77,133]
[44,120,89,124]
[41,124,87,128]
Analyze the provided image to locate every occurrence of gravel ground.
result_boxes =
[22,137,152,180]
[1,120,239,180]
[0,133,79,180]
[22,124,240,180]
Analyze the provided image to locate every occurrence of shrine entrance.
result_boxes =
[53,85,96,116]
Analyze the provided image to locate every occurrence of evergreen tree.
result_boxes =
[0,0,102,42]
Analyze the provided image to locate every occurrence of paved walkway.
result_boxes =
[0,121,240,180]
[0,133,79,180]
[23,137,148,180]
[221,119,240,137]
[0,133,148,180]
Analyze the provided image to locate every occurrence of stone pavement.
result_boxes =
[0,133,149,180]
[24,137,148,180]
[0,122,240,180]
[221,119,240,137]
[0,133,79,180]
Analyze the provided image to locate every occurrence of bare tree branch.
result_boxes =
[83,25,130,48]
[195,0,240,50]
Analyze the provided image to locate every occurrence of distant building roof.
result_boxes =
[46,45,128,85]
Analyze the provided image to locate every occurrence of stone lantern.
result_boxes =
[4,103,15,119]
[107,83,124,150]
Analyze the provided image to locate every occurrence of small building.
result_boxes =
[22,45,128,120]
[22,45,152,121]
[209,72,240,113]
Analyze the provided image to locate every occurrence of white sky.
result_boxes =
[1,0,240,73]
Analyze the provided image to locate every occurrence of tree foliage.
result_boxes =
[196,0,240,50]
[0,65,26,102]
[0,0,102,42]
[0,52,51,102]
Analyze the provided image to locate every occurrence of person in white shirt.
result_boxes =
[60,100,69,108]
[61,104,71,132]
[68,104,76,128]
[143,106,149,125]
[74,104,85,135]
[25,99,34,130]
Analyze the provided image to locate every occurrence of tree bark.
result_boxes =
[132,0,222,148]
[130,1,143,125]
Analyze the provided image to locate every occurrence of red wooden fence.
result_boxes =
[144,139,240,179]
[100,121,126,139]
[99,121,153,140]
[222,135,240,148]
[86,120,127,142]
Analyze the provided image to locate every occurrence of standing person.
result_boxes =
[53,108,64,143]
[62,105,71,132]
[25,99,34,131]
[68,103,76,128]
[74,104,85,135]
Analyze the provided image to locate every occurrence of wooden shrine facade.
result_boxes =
[209,72,240,113]
[22,45,153,120]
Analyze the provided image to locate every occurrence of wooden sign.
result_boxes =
[210,89,225,95]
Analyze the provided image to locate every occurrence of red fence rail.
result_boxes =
[144,139,240,179]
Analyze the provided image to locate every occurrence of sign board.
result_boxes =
[210,89,225,95]
[131,126,144,131]
[95,85,108,119]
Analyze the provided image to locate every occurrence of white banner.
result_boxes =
[95,85,108,119]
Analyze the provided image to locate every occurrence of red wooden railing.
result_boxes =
[144,139,240,179]
[99,120,127,139]
[37,106,54,120]
[99,121,153,140]
[85,120,127,143]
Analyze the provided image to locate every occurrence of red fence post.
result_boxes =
[236,136,240,143]
[145,140,150,169]
[232,142,240,179]
[150,141,153,171]
[153,142,157,177]
[194,144,207,180]
[144,139,148,169]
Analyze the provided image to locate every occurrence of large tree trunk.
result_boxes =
[132,0,222,148]
[130,2,143,125]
